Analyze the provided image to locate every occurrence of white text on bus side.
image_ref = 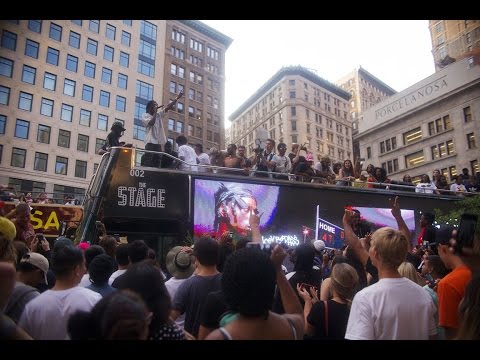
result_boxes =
[117,186,166,208]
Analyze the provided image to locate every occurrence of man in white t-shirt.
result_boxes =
[19,246,101,340]
[194,143,211,173]
[141,91,183,168]
[343,210,437,340]
[175,135,198,172]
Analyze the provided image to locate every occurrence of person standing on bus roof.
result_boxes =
[141,91,183,167]
[175,135,198,172]
[98,121,131,155]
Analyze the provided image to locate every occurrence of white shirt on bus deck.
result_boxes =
[178,145,198,172]
[141,111,167,146]
[196,152,211,172]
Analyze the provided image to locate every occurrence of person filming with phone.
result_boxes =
[141,90,184,167]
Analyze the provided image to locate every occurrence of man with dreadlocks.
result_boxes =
[213,183,262,242]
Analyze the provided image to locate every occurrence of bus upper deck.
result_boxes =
[76,147,465,264]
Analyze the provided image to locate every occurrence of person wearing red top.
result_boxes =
[417,212,436,246]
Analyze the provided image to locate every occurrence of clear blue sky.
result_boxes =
[200,20,435,126]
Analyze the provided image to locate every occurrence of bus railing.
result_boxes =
[107,147,478,199]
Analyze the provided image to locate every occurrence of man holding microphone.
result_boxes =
[141,90,183,167]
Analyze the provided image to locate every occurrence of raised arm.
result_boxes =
[271,245,304,337]
[389,196,412,250]
[342,209,370,266]
[164,90,184,112]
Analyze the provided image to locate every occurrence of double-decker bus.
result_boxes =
[76,147,461,269]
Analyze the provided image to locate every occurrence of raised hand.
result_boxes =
[389,196,401,218]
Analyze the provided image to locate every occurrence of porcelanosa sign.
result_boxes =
[375,76,448,121]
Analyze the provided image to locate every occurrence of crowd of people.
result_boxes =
[101,109,480,195]
[1,195,478,340]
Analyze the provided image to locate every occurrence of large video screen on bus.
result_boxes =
[193,178,417,248]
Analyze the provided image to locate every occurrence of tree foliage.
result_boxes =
[434,195,480,234]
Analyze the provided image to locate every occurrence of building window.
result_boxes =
[467,133,476,149]
[0,115,6,134]
[0,86,10,105]
[101,67,112,84]
[55,156,68,175]
[463,106,472,122]
[40,98,54,117]
[82,85,93,102]
[1,30,17,51]
[119,51,129,67]
[403,127,422,145]
[18,92,33,112]
[71,20,82,26]
[34,152,48,172]
[21,65,36,84]
[63,79,75,97]
[77,134,89,152]
[188,125,194,136]
[176,121,183,133]
[43,72,56,91]
[46,47,59,66]
[291,107,296,116]
[118,73,128,89]
[446,139,455,155]
[95,138,106,153]
[58,129,71,148]
[28,20,42,33]
[49,22,62,41]
[0,57,13,78]
[168,119,175,131]
[84,61,96,78]
[133,125,145,141]
[66,54,78,72]
[105,23,116,40]
[61,103,73,122]
[121,31,131,46]
[97,114,108,131]
[137,59,154,77]
[75,160,87,178]
[123,20,132,26]
[139,40,156,60]
[140,20,157,40]
[69,31,80,48]
[11,148,26,168]
[25,39,39,58]
[291,121,296,131]
[289,91,296,99]
[405,150,424,168]
[89,20,100,33]
[116,96,126,112]
[79,109,91,127]
[366,146,372,159]
[15,119,29,139]
[136,80,153,100]
[37,124,50,143]
[471,160,479,176]
[449,166,457,180]
[103,45,114,62]
[171,29,185,44]
[87,38,98,56]
[99,91,110,107]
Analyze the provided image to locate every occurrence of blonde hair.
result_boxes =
[330,262,359,306]
[398,261,421,285]
[370,227,409,269]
